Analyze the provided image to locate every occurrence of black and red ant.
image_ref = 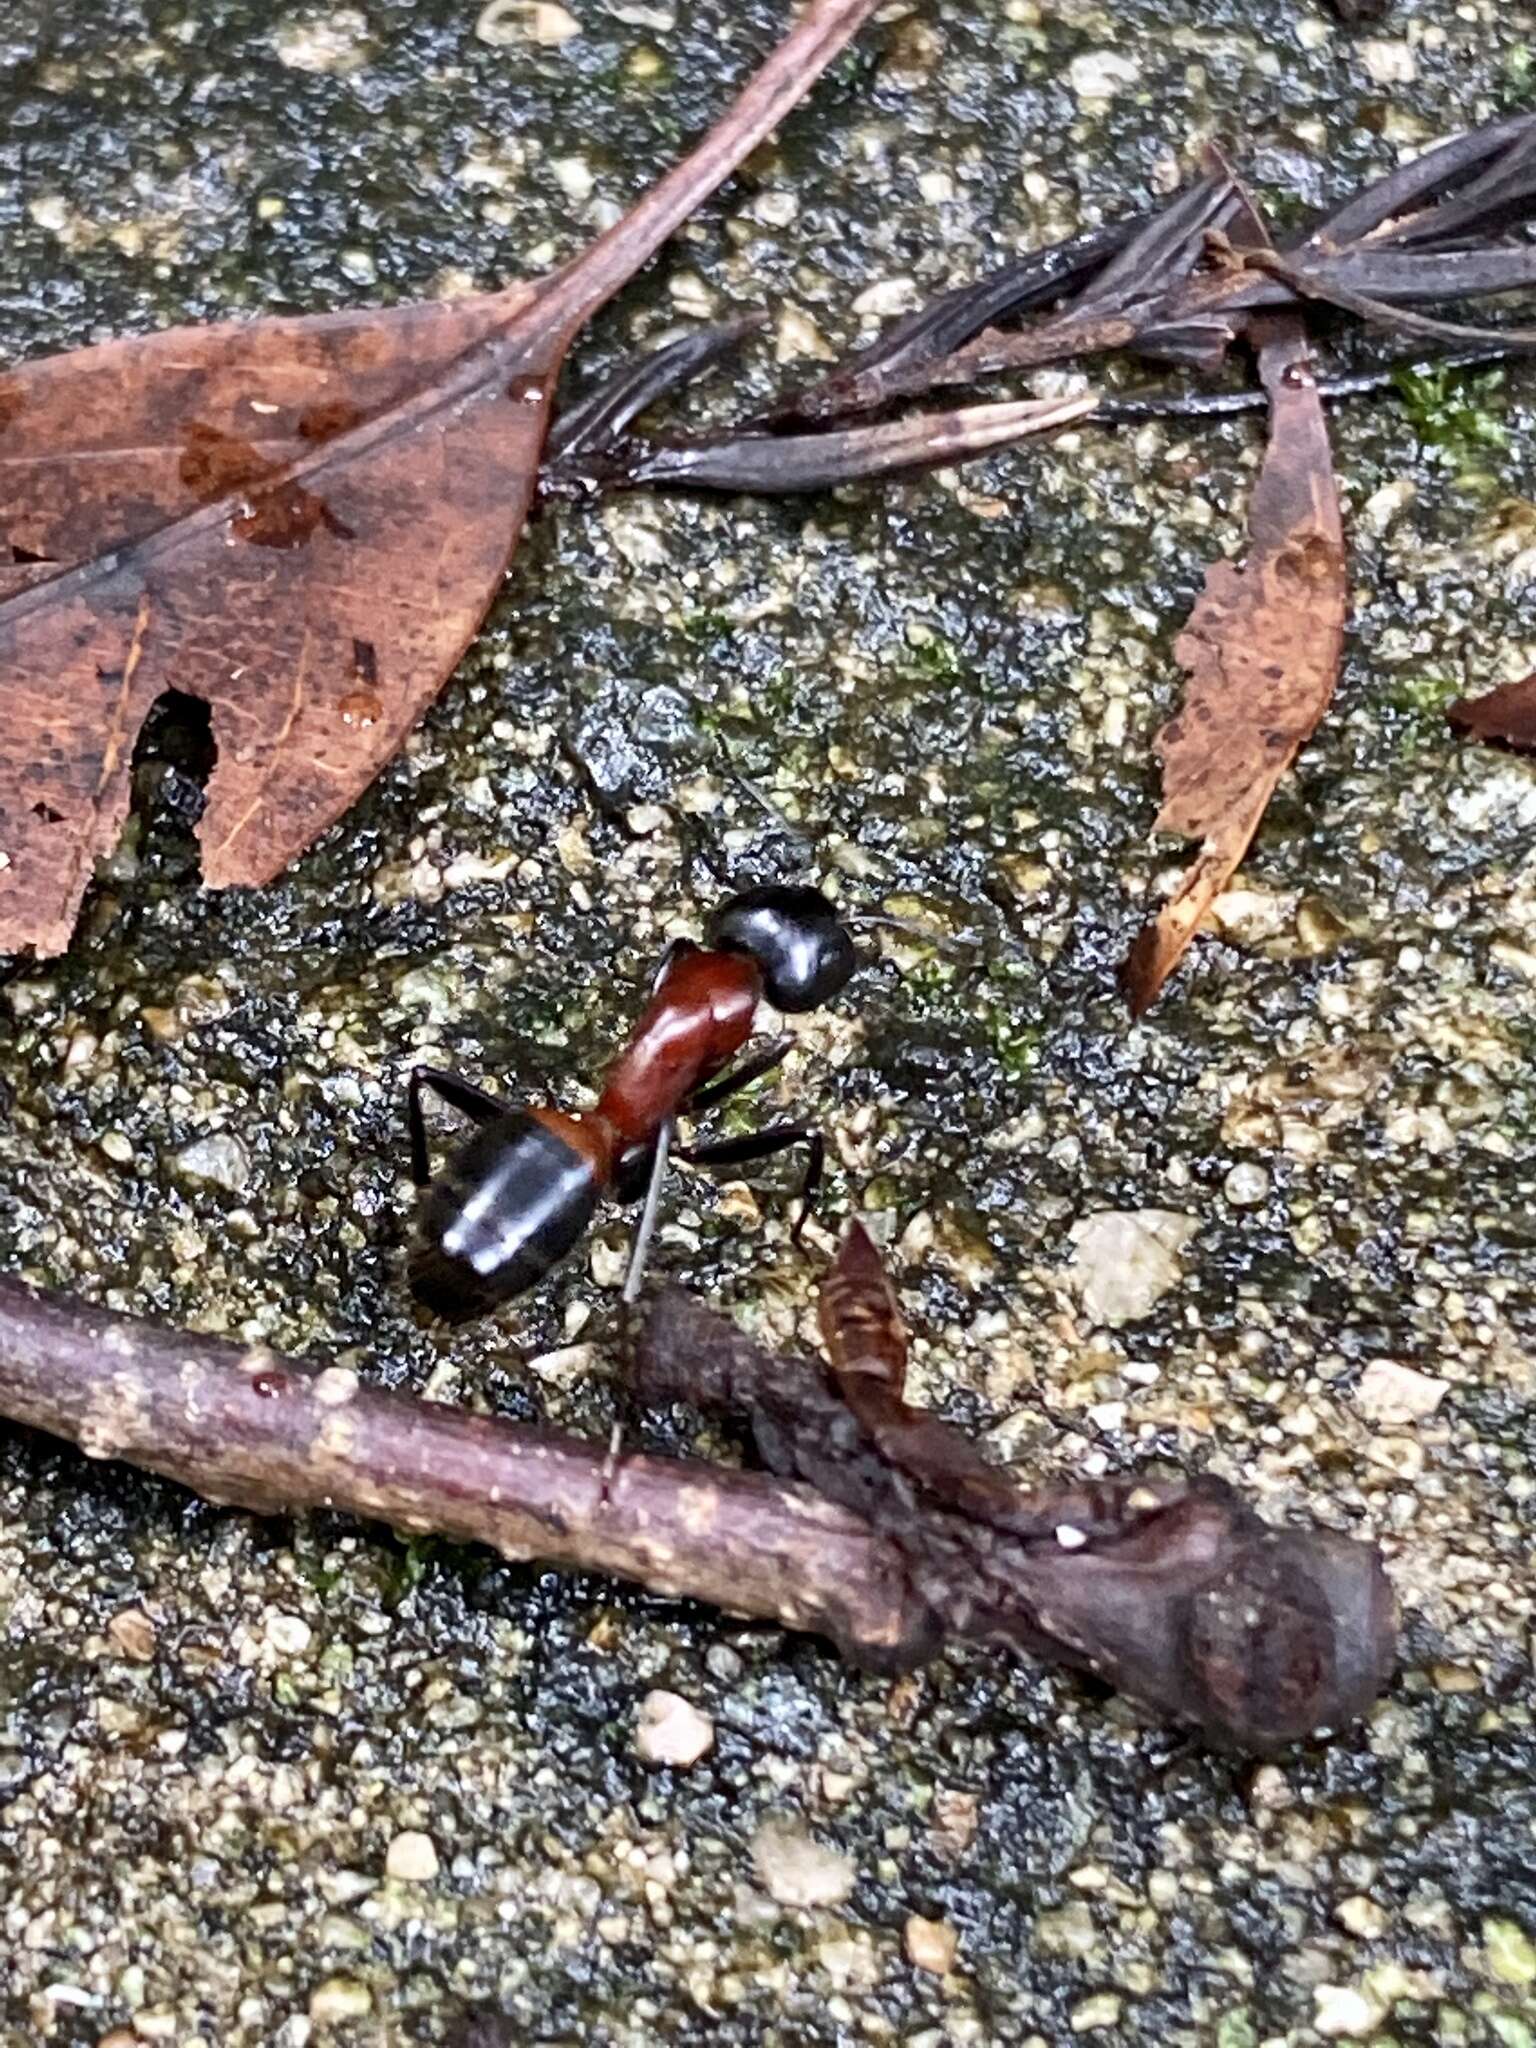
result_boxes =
[406,885,855,1320]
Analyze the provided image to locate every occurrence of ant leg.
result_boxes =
[794,1133,826,1244]
[677,1124,826,1242]
[610,1043,794,1204]
[685,1034,793,1115]
[621,1116,675,1306]
[407,1066,505,1187]
[648,935,698,997]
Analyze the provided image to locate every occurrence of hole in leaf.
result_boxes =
[131,688,218,838]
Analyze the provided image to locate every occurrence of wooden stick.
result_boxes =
[0,1275,933,1671]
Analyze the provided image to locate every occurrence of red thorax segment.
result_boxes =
[595,947,762,1148]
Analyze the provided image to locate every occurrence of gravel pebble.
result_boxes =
[634,1690,715,1768]
[384,1831,440,1883]
[904,1913,959,1974]
[1313,1984,1385,2037]
[1222,1163,1270,1208]
[308,1976,372,2023]
[1067,1211,1197,1325]
[750,1822,856,1910]
[173,1132,251,1195]
[1355,1359,1449,1424]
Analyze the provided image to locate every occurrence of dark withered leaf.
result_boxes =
[0,0,883,957]
[1447,673,1536,750]
[1123,188,1348,1016]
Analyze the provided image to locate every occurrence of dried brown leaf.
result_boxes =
[1447,672,1536,750]
[1122,315,1347,1014]
[0,0,882,957]
[818,1219,909,1392]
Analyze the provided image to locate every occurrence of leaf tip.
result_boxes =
[1119,923,1167,1018]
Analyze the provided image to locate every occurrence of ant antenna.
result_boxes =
[843,910,976,958]
[621,1116,675,1305]
[727,767,812,853]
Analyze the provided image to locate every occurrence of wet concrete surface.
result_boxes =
[1,0,1534,2041]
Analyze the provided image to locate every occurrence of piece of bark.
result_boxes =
[0,0,883,958]
[814,1221,1071,1538]
[1121,307,1347,1014]
[1447,672,1536,751]
[0,1272,933,1673]
[640,1282,1397,1754]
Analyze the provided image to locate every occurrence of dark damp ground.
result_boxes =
[2,0,1535,2041]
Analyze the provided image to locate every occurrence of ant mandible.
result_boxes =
[406,885,856,1320]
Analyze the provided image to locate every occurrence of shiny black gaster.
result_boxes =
[408,1111,600,1322]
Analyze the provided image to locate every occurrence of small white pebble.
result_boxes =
[1249,1763,1292,1812]
[1054,1525,1088,1551]
[265,1611,312,1658]
[63,1030,99,1071]
[273,9,373,74]
[477,0,581,43]
[1068,50,1139,99]
[1070,1992,1123,2033]
[28,194,71,233]
[1067,1209,1197,1325]
[1223,1163,1270,1208]
[174,1132,251,1195]
[1355,1359,1448,1426]
[668,272,718,319]
[1364,1434,1425,1480]
[776,305,835,364]
[385,1831,440,1883]
[550,155,594,202]
[851,276,920,319]
[634,1690,715,1768]
[1358,38,1416,84]
[750,1821,855,1909]
[750,189,798,227]
[309,1978,372,2024]
[1336,1895,1388,1940]
[1314,1983,1385,2037]
[589,1239,628,1289]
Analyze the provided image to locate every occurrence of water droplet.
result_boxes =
[339,689,383,728]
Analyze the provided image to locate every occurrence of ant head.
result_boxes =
[706,884,856,1013]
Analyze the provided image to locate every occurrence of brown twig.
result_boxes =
[0,1273,931,1671]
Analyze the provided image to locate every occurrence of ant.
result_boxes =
[406,885,856,1321]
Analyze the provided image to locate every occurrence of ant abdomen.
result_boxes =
[408,1110,603,1320]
